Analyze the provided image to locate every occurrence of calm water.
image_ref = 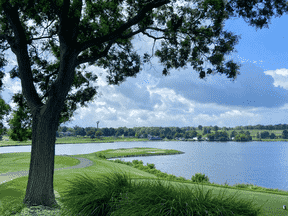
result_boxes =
[0,140,288,192]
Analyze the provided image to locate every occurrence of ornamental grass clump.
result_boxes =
[56,167,267,216]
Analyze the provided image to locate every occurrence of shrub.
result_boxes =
[157,172,169,179]
[177,176,187,182]
[132,160,143,165]
[132,164,144,169]
[191,173,210,184]
[114,159,125,164]
[146,169,159,175]
[166,174,177,181]
[96,153,106,159]
[146,163,156,169]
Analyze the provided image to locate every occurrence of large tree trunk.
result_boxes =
[23,104,63,208]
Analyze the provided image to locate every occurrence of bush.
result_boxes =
[191,173,210,184]
[158,172,169,179]
[177,176,187,182]
[132,160,143,165]
[166,174,177,181]
[96,153,106,160]
[146,163,156,169]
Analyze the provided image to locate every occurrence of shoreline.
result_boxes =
[0,137,288,147]
[1,138,288,148]
[105,151,185,159]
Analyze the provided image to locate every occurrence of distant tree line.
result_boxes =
[51,124,288,141]
[2,124,288,141]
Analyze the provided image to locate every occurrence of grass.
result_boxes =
[0,135,288,215]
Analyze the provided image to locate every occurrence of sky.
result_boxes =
[1,0,288,130]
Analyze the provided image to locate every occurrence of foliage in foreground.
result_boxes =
[55,167,267,216]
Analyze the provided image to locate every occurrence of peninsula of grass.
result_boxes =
[0,138,288,215]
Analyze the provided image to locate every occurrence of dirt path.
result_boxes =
[0,155,94,185]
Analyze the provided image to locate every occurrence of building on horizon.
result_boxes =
[148,134,163,140]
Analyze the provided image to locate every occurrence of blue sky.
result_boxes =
[1,1,288,130]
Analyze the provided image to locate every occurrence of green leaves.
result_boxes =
[0,0,287,142]
[6,93,33,142]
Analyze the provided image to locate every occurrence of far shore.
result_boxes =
[0,135,288,148]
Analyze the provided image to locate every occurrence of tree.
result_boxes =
[213,125,219,132]
[206,133,215,141]
[115,130,122,137]
[0,95,12,137]
[260,131,270,139]
[174,132,180,138]
[166,134,173,140]
[101,127,110,136]
[128,128,135,137]
[203,127,211,135]
[74,127,86,136]
[282,130,288,139]
[270,133,276,139]
[230,130,237,138]
[0,0,287,210]
[6,93,33,141]
[198,125,203,131]
[95,130,103,139]
[189,130,197,138]
[109,127,116,136]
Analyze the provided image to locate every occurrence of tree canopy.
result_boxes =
[1,0,288,139]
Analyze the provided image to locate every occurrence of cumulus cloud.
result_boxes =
[1,1,288,129]
[264,68,288,89]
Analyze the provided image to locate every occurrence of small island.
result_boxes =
[96,147,185,159]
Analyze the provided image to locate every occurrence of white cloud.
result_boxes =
[1,0,288,130]
[264,68,288,89]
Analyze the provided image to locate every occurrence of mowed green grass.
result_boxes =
[0,135,288,215]
[0,135,153,147]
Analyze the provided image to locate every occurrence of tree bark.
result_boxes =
[23,103,63,208]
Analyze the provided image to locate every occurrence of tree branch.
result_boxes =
[75,0,171,54]
[75,26,148,66]
[75,39,115,66]
[27,35,57,43]
[1,0,45,113]
[141,30,168,41]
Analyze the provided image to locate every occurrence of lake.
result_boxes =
[0,140,288,192]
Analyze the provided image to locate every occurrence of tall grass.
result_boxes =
[56,166,267,216]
